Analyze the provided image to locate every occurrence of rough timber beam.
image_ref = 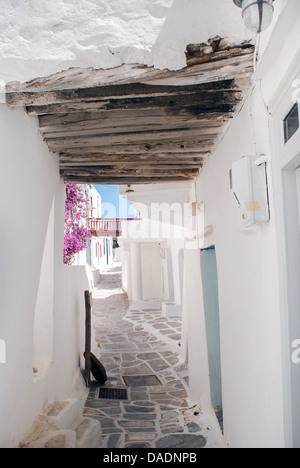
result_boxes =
[25,93,240,116]
[7,81,239,107]
[6,43,254,103]
[60,167,199,179]
[48,139,215,154]
[61,176,197,185]
[58,153,209,167]
[37,109,231,129]
[5,38,254,185]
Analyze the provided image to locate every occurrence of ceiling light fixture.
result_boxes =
[233,0,275,33]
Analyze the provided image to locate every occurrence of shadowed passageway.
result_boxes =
[83,264,221,449]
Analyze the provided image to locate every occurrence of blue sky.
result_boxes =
[94,185,135,219]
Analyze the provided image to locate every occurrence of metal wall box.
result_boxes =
[230,155,270,227]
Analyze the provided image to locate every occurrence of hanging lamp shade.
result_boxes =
[234,0,275,33]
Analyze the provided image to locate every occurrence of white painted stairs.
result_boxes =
[20,398,102,448]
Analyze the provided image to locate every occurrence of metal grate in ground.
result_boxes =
[123,374,162,387]
[98,387,128,400]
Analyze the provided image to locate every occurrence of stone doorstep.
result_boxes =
[20,399,103,449]
[75,418,103,449]
[24,430,77,449]
[45,398,82,431]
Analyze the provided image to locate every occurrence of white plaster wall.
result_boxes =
[167,239,185,306]
[192,90,285,448]
[152,0,253,70]
[0,104,89,447]
[0,0,253,84]
[33,199,55,373]
[0,0,173,83]
[141,242,165,301]
[183,245,212,413]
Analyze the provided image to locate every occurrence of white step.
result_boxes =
[24,430,77,448]
[45,398,82,430]
[75,418,103,448]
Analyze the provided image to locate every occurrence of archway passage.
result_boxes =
[6,39,254,186]
[83,264,218,449]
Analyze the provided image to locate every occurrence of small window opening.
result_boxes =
[284,103,299,144]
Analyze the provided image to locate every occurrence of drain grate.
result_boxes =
[98,387,128,400]
[123,374,162,387]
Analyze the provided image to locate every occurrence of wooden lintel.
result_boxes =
[59,151,209,162]
[59,160,205,168]
[46,137,216,154]
[38,108,230,129]
[61,176,197,185]
[4,39,254,186]
[60,166,199,179]
[39,118,225,139]
[6,80,239,107]
[6,44,254,102]
[44,125,222,145]
[26,92,240,116]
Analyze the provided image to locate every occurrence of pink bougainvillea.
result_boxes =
[63,184,91,265]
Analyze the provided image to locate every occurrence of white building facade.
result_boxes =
[74,184,114,279]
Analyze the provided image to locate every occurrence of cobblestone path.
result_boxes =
[83,265,222,449]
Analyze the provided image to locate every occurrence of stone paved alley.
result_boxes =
[83,264,223,449]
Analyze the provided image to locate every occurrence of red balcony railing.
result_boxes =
[88,218,139,237]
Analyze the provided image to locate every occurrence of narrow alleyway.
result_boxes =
[83,264,223,449]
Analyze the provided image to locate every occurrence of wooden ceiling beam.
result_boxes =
[43,125,222,144]
[46,136,217,154]
[56,140,214,155]
[4,39,254,185]
[60,167,199,178]
[6,80,238,107]
[58,151,209,162]
[39,118,226,138]
[61,175,197,185]
[38,108,230,129]
[59,160,206,168]
[6,43,254,98]
[25,90,241,116]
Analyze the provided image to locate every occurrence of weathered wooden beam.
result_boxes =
[59,152,209,164]
[6,80,238,107]
[38,108,231,129]
[39,118,225,139]
[43,123,222,142]
[46,135,217,153]
[60,163,203,172]
[6,45,254,99]
[60,167,199,179]
[44,127,220,148]
[26,91,240,116]
[185,42,254,67]
[61,175,197,185]
[59,159,206,168]
[57,140,214,155]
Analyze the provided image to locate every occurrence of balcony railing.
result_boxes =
[88,218,139,237]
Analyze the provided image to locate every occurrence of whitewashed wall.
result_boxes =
[188,93,285,448]
[185,0,300,449]
[0,105,89,447]
[0,0,252,84]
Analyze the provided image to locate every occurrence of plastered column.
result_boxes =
[182,243,212,414]
[130,243,143,307]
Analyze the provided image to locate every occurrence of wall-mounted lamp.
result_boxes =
[233,0,275,33]
[126,184,134,193]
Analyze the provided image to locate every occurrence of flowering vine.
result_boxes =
[63,184,91,265]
